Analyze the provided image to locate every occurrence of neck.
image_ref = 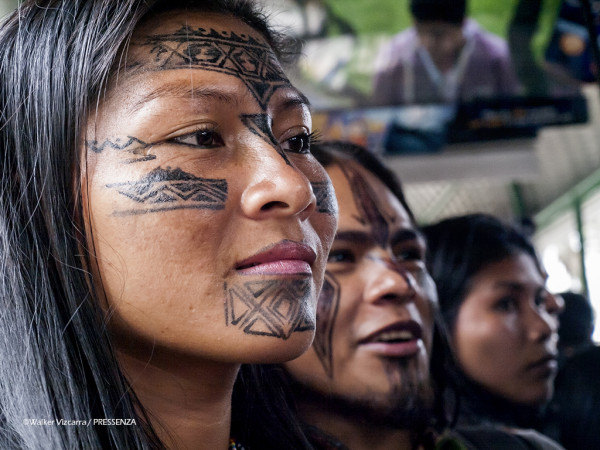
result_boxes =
[455,372,544,429]
[298,400,415,450]
[117,349,240,450]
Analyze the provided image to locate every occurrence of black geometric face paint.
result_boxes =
[140,27,291,110]
[311,181,338,215]
[340,163,394,248]
[224,279,314,339]
[340,163,419,289]
[313,271,340,377]
[85,136,155,164]
[240,113,291,165]
[106,166,227,215]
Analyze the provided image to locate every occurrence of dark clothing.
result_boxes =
[540,345,600,449]
[447,426,564,450]
[451,372,546,431]
[305,423,564,450]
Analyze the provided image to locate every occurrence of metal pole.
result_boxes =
[574,198,590,296]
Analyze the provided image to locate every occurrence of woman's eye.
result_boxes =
[535,291,552,310]
[172,129,224,148]
[535,293,546,307]
[494,296,518,312]
[393,246,424,262]
[328,249,356,264]
[280,132,312,154]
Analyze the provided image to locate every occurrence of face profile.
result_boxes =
[83,11,337,366]
[453,252,561,405]
[424,213,564,435]
[285,155,436,420]
[0,1,340,447]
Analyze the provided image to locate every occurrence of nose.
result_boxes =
[527,305,557,343]
[546,293,564,315]
[240,142,316,221]
[363,256,417,305]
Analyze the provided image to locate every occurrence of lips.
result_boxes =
[235,240,316,276]
[526,354,558,376]
[359,320,424,358]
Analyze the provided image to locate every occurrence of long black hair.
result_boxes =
[422,213,546,428]
[0,1,309,448]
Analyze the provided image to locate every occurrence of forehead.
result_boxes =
[475,252,544,286]
[415,21,462,35]
[128,10,269,63]
[326,161,412,229]
[112,10,289,98]
[93,9,308,126]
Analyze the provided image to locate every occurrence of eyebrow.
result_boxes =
[129,83,310,115]
[390,228,422,246]
[335,230,373,243]
[335,228,422,245]
[493,281,546,292]
[129,84,239,114]
[285,90,311,109]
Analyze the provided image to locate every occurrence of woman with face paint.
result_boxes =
[0,1,337,448]
[423,214,563,433]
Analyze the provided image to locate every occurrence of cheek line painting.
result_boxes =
[224,279,314,340]
[240,113,291,166]
[85,136,156,164]
[311,180,338,216]
[313,271,341,377]
[106,166,228,216]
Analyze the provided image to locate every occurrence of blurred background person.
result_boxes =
[372,0,521,105]
[555,291,595,363]
[541,291,600,449]
[423,214,563,433]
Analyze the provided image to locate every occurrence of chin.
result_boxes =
[237,331,315,364]
[516,387,553,407]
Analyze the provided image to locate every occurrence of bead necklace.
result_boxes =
[229,437,245,450]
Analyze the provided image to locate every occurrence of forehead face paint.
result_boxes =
[340,162,395,248]
[138,26,291,110]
